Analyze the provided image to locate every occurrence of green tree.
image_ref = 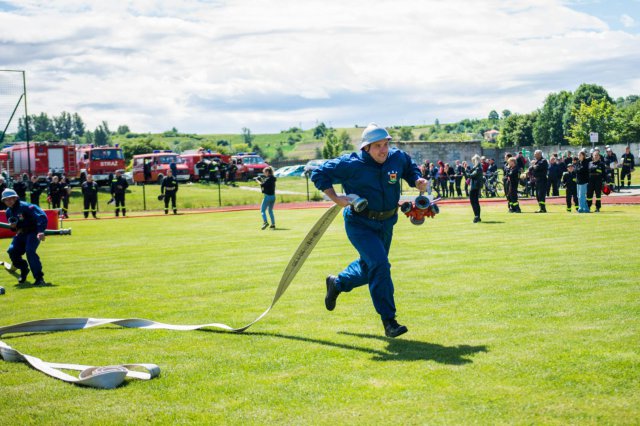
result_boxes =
[614,98,640,145]
[241,127,254,147]
[398,126,413,141]
[313,122,328,139]
[121,139,170,162]
[563,83,613,138]
[117,125,130,135]
[502,110,512,118]
[488,110,499,122]
[567,99,617,146]
[338,129,353,150]
[94,122,111,146]
[497,112,537,147]
[322,132,341,159]
[72,113,85,137]
[53,111,73,139]
[32,112,54,136]
[533,91,571,145]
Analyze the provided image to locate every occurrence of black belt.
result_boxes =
[352,206,398,221]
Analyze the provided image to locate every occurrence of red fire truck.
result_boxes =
[132,151,190,183]
[231,153,270,181]
[1,141,78,179]
[76,144,125,185]
[180,149,231,181]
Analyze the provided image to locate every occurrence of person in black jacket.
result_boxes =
[258,166,277,229]
[576,150,590,213]
[29,175,44,206]
[160,169,179,214]
[620,146,635,187]
[547,156,561,196]
[530,150,549,213]
[505,157,521,213]
[587,150,606,212]
[110,169,129,217]
[13,174,29,201]
[59,176,71,218]
[48,176,63,211]
[454,160,464,197]
[562,163,578,212]
[81,174,99,219]
[463,155,484,223]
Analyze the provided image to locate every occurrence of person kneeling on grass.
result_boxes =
[2,188,48,286]
[311,123,427,338]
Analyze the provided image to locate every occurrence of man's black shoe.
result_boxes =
[33,278,47,286]
[325,275,340,311]
[18,267,30,284]
[383,318,408,338]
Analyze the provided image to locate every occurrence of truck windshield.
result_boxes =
[158,156,184,165]
[242,156,265,165]
[91,149,123,161]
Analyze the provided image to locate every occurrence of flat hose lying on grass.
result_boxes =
[0,204,341,389]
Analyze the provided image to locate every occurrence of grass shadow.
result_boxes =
[479,220,504,224]
[209,329,487,365]
[339,331,488,364]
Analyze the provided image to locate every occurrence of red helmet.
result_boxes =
[602,184,612,195]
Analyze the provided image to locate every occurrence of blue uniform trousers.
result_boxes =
[8,232,43,279]
[335,210,396,321]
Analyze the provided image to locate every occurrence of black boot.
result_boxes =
[18,266,30,284]
[382,318,408,338]
[325,275,340,311]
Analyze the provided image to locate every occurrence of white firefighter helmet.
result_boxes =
[360,123,391,149]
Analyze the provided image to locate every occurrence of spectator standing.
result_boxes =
[160,169,179,215]
[13,174,29,201]
[110,170,129,217]
[587,150,606,212]
[29,175,43,206]
[81,174,99,219]
[48,176,63,211]
[620,146,635,187]
[547,156,561,196]
[258,166,277,229]
[576,150,590,213]
[562,163,578,212]
[463,155,484,223]
[505,157,521,213]
[530,150,549,213]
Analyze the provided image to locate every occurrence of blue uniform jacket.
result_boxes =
[311,148,422,212]
[5,201,48,234]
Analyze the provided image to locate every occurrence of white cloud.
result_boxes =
[0,0,639,133]
[620,14,635,28]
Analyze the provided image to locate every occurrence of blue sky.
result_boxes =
[1,0,639,134]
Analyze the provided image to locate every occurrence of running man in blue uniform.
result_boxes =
[311,123,427,337]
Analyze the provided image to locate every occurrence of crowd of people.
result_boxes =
[417,145,635,221]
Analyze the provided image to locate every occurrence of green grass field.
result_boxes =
[1,203,639,424]
[55,177,320,216]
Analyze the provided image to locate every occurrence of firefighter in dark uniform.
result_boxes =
[505,157,521,213]
[160,169,178,214]
[562,163,578,212]
[227,161,238,185]
[620,146,635,187]
[82,174,99,219]
[530,150,549,213]
[48,175,63,210]
[196,159,208,183]
[29,175,43,206]
[59,176,70,218]
[13,174,29,201]
[110,169,129,217]
[587,150,606,212]
[208,160,219,184]
[603,147,618,185]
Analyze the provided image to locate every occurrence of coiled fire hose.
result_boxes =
[0,204,341,389]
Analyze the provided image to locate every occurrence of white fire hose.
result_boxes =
[0,204,341,389]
